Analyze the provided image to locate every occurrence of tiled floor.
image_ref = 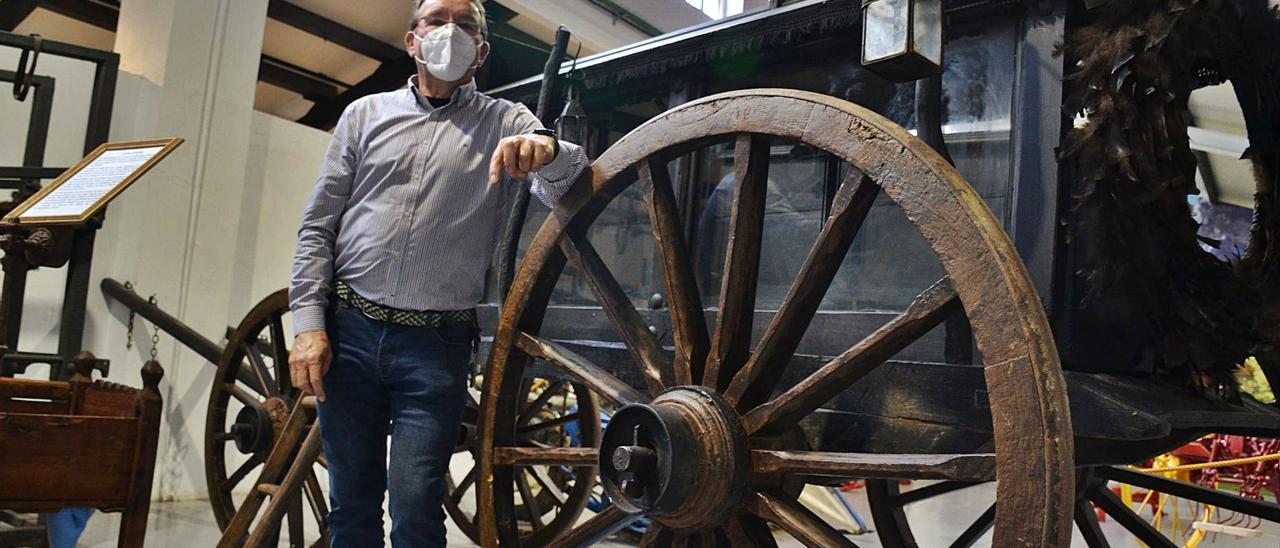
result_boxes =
[71,481,1280,546]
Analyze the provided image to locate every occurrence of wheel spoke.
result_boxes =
[743,489,858,548]
[287,496,305,548]
[516,470,545,531]
[529,465,568,504]
[1073,496,1111,548]
[304,471,329,527]
[1086,484,1176,548]
[637,523,666,547]
[722,514,779,547]
[560,233,672,394]
[518,379,567,426]
[725,171,879,407]
[518,412,581,435]
[270,314,291,395]
[547,505,641,548]
[896,480,984,505]
[493,446,598,466]
[514,333,645,407]
[639,158,710,386]
[225,382,265,408]
[949,503,995,548]
[1095,465,1280,521]
[451,466,478,504]
[242,341,279,397]
[741,279,960,436]
[752,450,995,481]
[865,480,915,547]
[703,133,771,389]
[224,453,265,492]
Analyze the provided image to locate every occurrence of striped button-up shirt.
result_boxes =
[290,77,588,336]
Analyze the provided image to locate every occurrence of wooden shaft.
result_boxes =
[245,425,324,547]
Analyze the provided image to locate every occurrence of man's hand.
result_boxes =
[290,331,331,401]
[489,134,556,184]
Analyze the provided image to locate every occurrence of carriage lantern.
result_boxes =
[556,81,589,148]
[861,0,943,82]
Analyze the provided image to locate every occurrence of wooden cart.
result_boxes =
[0,354,163,547]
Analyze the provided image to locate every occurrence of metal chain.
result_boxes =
[147,295,159,361]
[125,281,136,350]
[123,281,161,360]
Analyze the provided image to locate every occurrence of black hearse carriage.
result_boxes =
[462,0,1280,545]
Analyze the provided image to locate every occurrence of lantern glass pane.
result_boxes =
[913,0,943,65]
[863,0,910,61]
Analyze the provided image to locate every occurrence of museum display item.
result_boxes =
[1,138,182,227]
[465,0,1280,544]
[0,354,164,548]
[12,1,1278,546]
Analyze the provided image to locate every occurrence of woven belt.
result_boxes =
[335,280,475,329]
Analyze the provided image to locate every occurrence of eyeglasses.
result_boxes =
[413,16,483,38]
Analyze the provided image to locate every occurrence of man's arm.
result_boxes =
[491,103,589,208]
[289,102,360,337]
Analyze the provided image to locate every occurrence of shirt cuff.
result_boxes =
[292,305,327,338]
[538,140,583,182]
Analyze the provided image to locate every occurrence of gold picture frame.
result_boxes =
[2,137,184,226]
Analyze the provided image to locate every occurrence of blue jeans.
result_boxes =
[318,300,475,547]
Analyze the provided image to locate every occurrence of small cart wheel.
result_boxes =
[205,290,329,546]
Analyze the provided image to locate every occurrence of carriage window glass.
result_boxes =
[820,175,946,312]
[551,182,658,309]
[692,139,826,312]
[484,97,667,307]
[701,19,1018,313]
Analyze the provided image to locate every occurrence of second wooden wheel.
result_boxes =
[477,89,1074,546]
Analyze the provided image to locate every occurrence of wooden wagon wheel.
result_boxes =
[447,377,601,544]
[866,463,1280,547]
[205,289,330,546]
[205,291,600,545]
[477,88,1075,546]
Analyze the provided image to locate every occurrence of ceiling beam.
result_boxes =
[259,54,349,102]
[583,0,662,37]
[14,0,119,32]
[485,1,520,24]
[493,0,652,52]
[0,0,40,32]
[298,56,414,130]
[267,0,402,62]
[490,17,551,54]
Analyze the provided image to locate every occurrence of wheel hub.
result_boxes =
[599,386,748,530]
[230,396,288,455]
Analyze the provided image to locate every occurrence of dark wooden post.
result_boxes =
[118,359,163,547]
[68,351,95,414]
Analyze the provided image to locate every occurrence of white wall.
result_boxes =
[239,111,331,313]
[1,33,331,501]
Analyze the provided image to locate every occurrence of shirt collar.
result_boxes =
[407,75,476,111]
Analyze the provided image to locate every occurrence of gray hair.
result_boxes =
[411,0,488,40]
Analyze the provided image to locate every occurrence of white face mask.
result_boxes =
[413,23,479,83]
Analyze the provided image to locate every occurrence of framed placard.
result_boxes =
[2,138,183,226]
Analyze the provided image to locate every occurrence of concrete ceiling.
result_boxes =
[5,0,750,126]
[6,0,1255,213]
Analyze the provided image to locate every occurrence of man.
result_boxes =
[288,0,588,545]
